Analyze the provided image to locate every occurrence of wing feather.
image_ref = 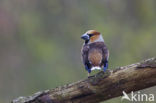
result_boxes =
[81,44,89,65]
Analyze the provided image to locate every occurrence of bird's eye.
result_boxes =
[88,34,94,37]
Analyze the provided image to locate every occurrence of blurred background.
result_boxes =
[0,0,156,103]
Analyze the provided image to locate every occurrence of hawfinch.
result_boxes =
[81,30,109,76]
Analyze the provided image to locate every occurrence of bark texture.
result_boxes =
[12,58,156,103]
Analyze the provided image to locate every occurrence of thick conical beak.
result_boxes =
[81,33,89,40]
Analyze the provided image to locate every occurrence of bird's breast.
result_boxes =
[88,49,102,66]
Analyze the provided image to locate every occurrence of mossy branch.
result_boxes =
[12,58,156,103]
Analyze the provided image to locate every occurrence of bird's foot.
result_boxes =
[88,73,90,77]
[88,75,94,78]
[87,73,94,78]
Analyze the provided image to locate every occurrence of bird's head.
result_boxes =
[81,30,104,44]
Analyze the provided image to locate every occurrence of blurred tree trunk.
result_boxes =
[12,58,156,103]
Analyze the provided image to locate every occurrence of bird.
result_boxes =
[81,30,109,76]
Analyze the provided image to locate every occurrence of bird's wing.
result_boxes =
[102,43,109,62]
[81,44,89,65]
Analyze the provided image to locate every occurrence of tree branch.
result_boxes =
[12,58,156,103]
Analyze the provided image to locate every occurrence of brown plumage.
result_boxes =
[88,49,102,66]
[81,30,109,76]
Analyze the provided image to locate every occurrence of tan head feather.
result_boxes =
[86,30,102,43]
